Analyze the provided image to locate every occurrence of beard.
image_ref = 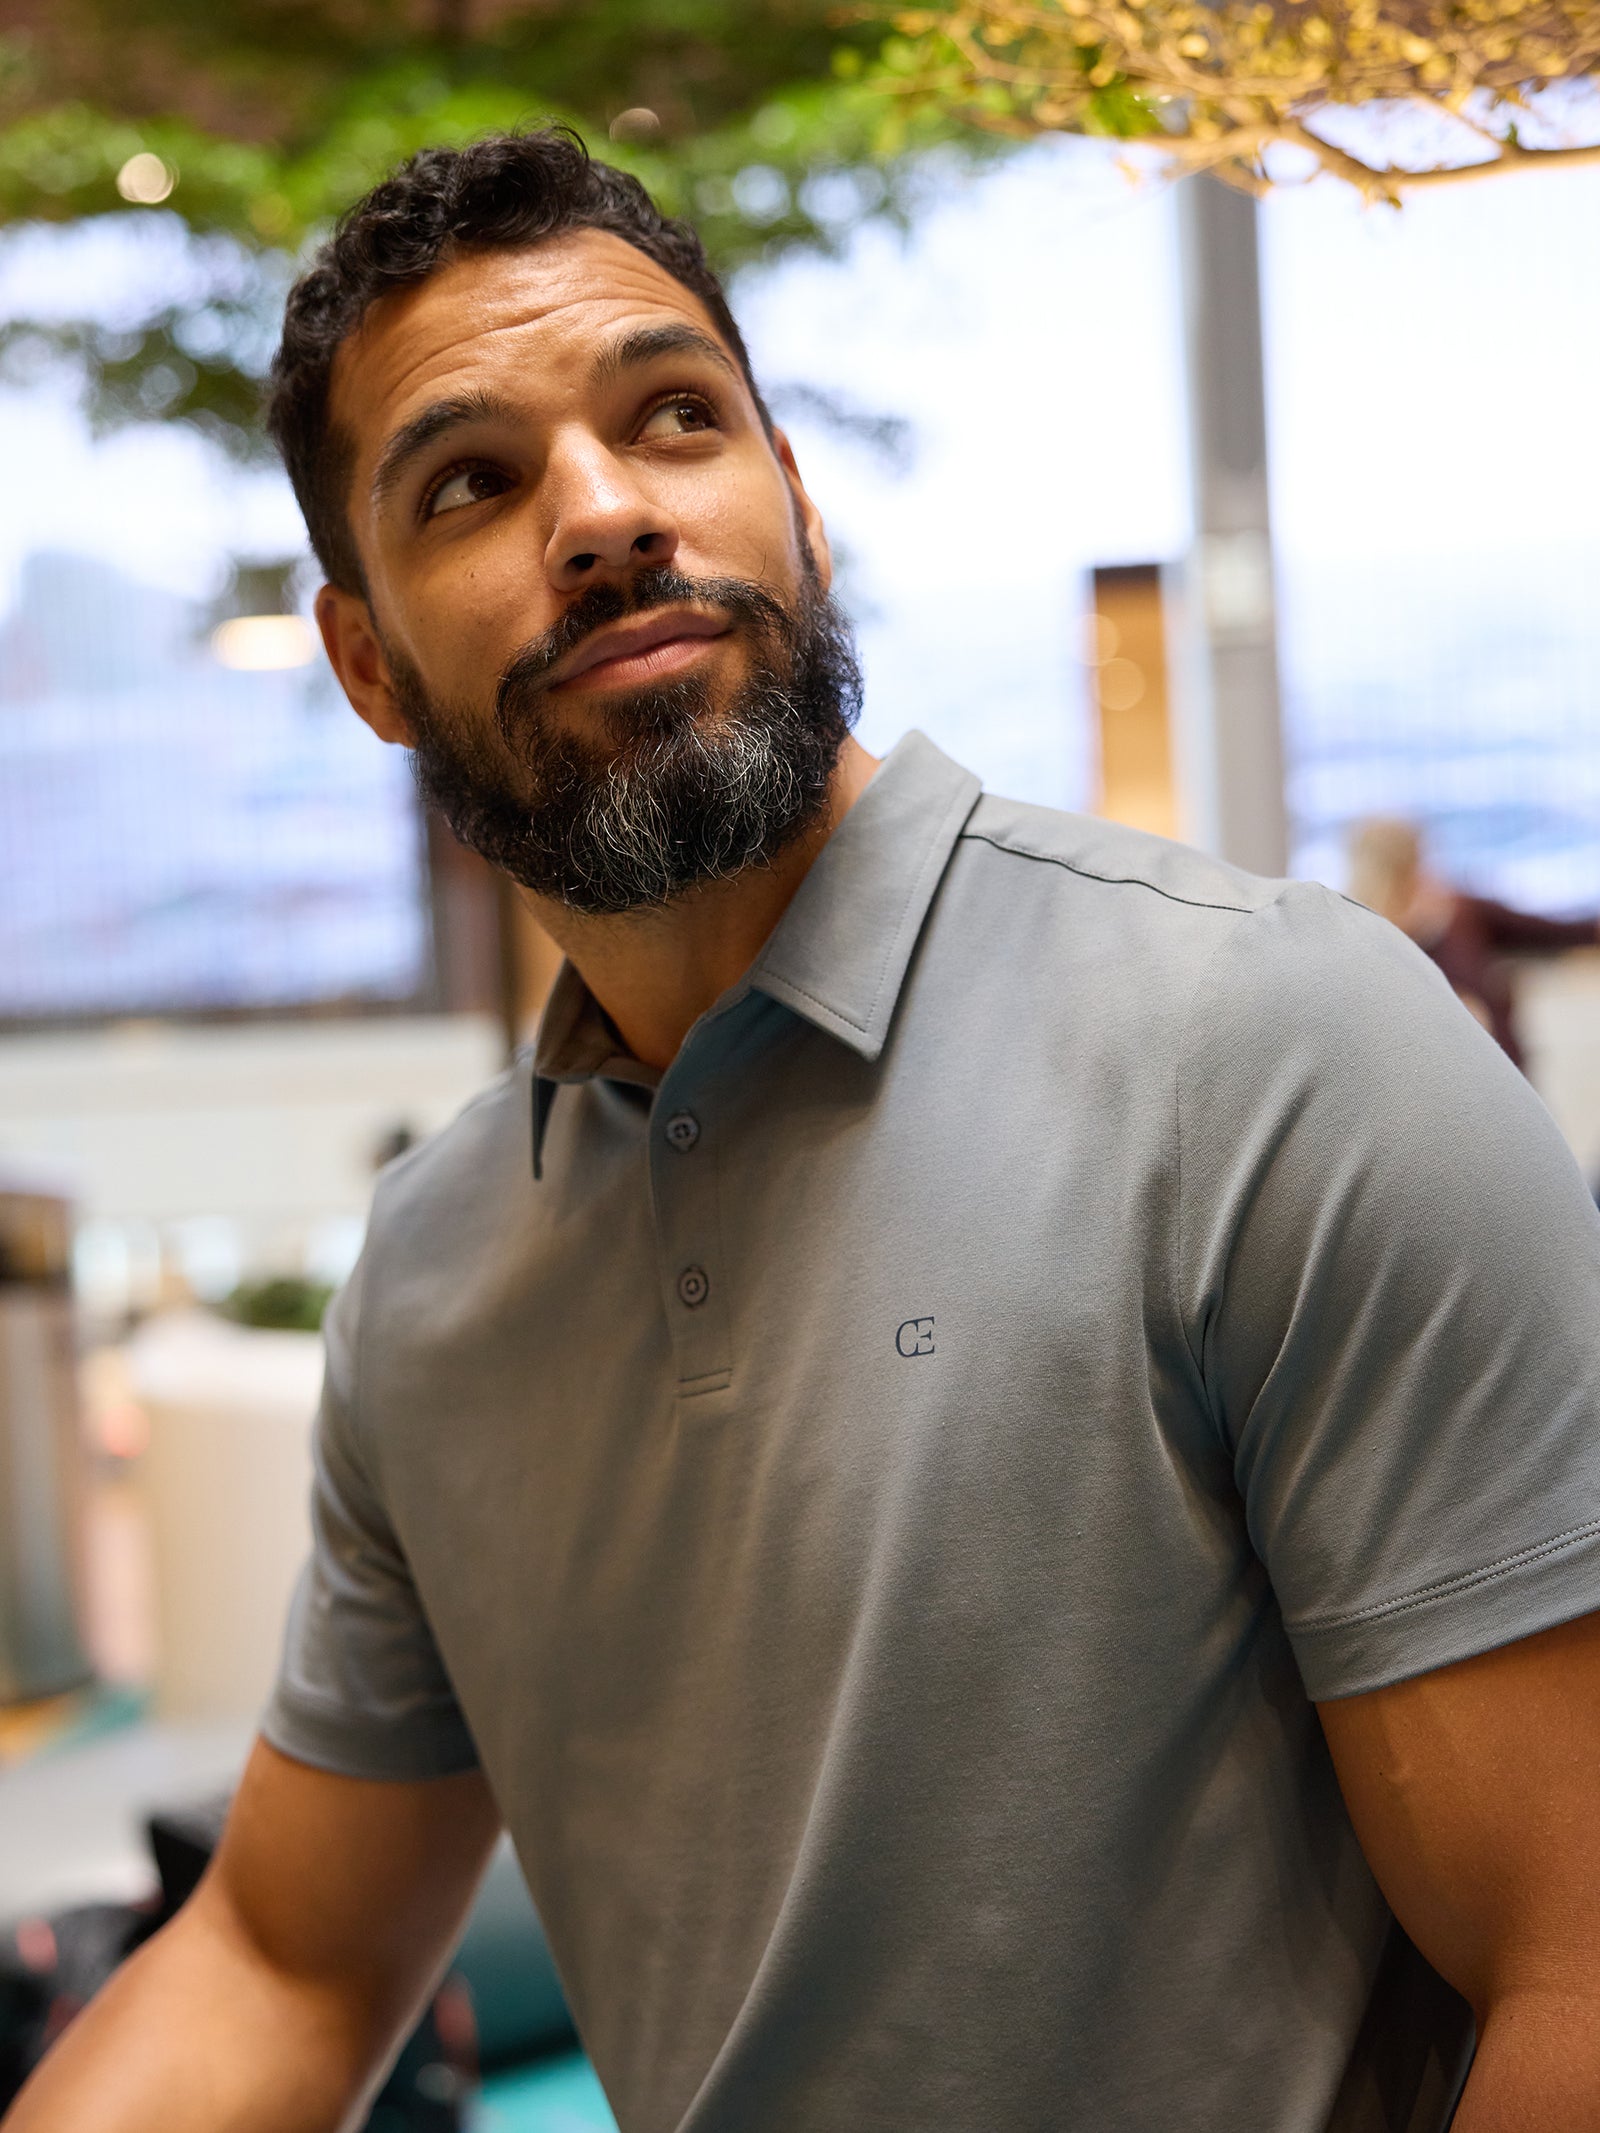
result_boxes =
[390,559,862,917]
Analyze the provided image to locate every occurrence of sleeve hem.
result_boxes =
[261,1686,481,1782]
[1292,1521,1600,1701]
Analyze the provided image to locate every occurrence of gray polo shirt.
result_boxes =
[267,731,1600,2133]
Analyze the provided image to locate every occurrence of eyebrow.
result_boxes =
[367,326,739,513]
[591,321,740,392]
[369,386,518,510]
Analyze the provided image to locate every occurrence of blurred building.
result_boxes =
[0,548,426,1021]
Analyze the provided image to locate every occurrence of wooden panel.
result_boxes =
[1089,562,1178,842]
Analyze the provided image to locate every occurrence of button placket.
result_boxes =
[649,1066,732,1393]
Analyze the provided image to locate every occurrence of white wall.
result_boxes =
[0,1015,504,1307]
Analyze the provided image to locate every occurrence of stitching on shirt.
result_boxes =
[1293,1515,1600,1634]
[958,827,1261,914]
[678,1367,733,1395]
[268,1685,477,1776]
[761,970,871,1034]
[274,1678,464,1722]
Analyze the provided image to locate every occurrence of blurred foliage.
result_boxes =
[216,1273,333,1331]
[9,0,1584,465]
[0,225,292,457]
[870,3,1600,199]
[0,7,906,256]
[0,0,987,459]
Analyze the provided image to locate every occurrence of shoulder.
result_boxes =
[317,1062,538,1491]
[950,794,1406,1020]
[1179,871,1468,1074]
[952,794,1490,1095]
[1170,867,1553,1219]
[957,793,1282,921]
[962,792,1450,1002]
[358,1059,533,1311]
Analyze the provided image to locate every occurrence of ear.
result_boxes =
[315,583,416,746]
[770,427,833,594]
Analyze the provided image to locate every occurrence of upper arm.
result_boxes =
[1,1743,502,2132]
[1318,1609,1600,2021]
[197,1736,501,2041]
[1176,884,1600,1699]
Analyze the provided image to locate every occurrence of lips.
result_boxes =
[553,608,730,687]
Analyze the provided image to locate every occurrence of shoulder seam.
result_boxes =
[958,826,1265,916]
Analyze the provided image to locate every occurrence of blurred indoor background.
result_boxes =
[2,5,1598,2128]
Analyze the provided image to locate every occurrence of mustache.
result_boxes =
[493,567,796,736]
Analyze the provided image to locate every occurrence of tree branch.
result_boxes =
[1276,118,1408,199]
[878,0,1600,198]
[1393,132,1600,185]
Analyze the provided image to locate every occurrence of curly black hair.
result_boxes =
[267,128,768,593]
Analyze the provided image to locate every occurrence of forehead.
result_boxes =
[329,229,734,460]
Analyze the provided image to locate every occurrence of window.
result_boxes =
[1262,166,1600,910]
[0,546,429,1019]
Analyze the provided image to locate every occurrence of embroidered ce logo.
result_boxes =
[895,1316,935,1358]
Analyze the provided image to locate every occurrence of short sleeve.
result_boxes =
[262,1253,480,1779]
[1176,882,1600,1701]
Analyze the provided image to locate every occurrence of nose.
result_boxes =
[543,431,680,591]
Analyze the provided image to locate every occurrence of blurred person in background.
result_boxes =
[11,129,1600,2133]
[1349,814,1600,1072]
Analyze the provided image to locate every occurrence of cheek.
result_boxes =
[404,538,562,682]
[670,454,801,585]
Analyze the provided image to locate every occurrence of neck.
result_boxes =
[524,735,880,1071]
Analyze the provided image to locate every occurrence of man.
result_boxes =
[11,129,1600,2133]
[1346,814,1600,1072]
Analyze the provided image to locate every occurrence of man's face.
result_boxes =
[317,229,859,913]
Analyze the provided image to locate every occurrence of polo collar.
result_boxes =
[747,729,981,1061]
[535,962,661,1090]
[531,730,980,1170]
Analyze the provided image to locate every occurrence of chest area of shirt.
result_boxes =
[523,1023,1177,1407]
[369,1030,1227,1685]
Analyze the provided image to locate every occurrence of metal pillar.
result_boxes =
[1168,177,1290,878]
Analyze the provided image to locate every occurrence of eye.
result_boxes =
[637,395,719,442]
[424,463,512,518]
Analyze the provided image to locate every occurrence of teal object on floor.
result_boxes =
[471,2050,618,2132]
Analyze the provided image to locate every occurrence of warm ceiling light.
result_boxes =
[210,615,317,671]
[116,152,177,205]
[609,107,661,142]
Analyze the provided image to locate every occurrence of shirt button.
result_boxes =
[664,1110,701,1152]
[677,1265,709,1309]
